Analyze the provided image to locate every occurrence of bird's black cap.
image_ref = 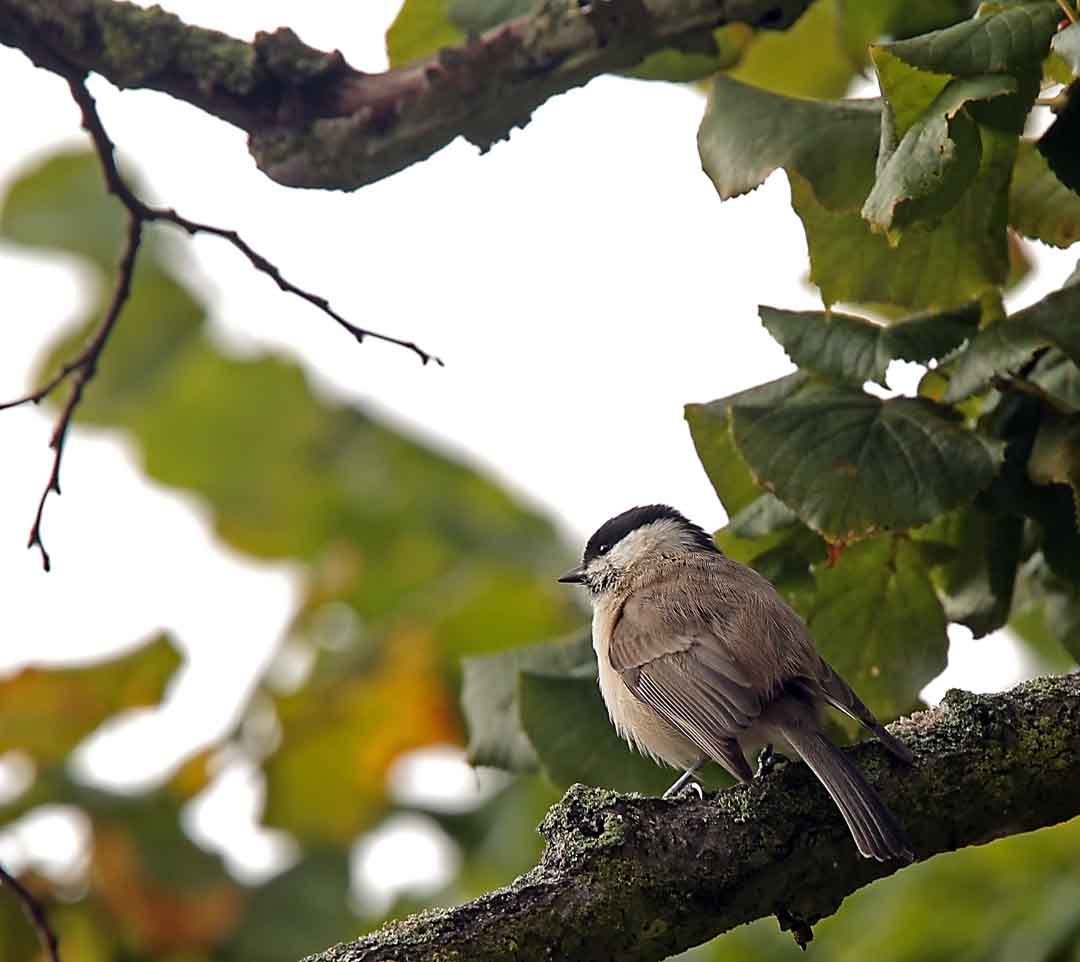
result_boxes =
[582,504,716,563]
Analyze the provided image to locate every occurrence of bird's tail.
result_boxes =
[781,724,914,862]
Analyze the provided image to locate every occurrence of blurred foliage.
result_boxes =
[3,1,1080,961]
[0,150,582,961]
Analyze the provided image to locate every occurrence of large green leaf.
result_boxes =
[792,124,1016,309]
[862,74,1015,235]
[945,269,1080,401]
[700,72,1019,310]
[881,3,1059,77]
[725,379,1002,540]
[698,74,880,208]
[804,537,948,719]
[518,672,700,795]
[1009,139,1080,248]
[460,634,593,772]
[0,635,181,765]
[758,303,979,385]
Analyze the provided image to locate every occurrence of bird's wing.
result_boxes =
[609,583,765,781]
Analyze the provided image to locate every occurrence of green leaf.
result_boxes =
[726,379,1002,540]
[727,492,799,539]
[945,269,1080,401]
[725,0,856,99]
[626,25,750,82]
[835,0,977,68]
[1013,556,1080,662]
[916,505,1023,637]
[699,75,1019,311]
[684,398,764,518]
[869,47,953,156]
[1029,348,1080,410]
[1050,18,1080,75]
[1009,138,1080,248]
[862,75,1016,235]
[882,3,1060,77]
[805,537,948,719]
[0,634,182,765]
[461,634,594,772]
[698,74,881,208]
[518,672,693,795]
[386,0,465,67]
[792,124,1016,310]
[1009,559,1080,669]
[758,303,979,385]
[0,151,126,268]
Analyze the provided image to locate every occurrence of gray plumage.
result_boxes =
[560,505,914,862]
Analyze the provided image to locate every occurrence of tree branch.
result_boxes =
[305,673,1080,962]
[0,0,811,191]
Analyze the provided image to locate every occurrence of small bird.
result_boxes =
[558,504,914,862]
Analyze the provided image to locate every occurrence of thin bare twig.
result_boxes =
[0,863,61,962]
[2,73,441,569]
[63,78,443,366]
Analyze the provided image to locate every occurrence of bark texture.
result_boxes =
[306,673,1080,962]
[0,0,810,190]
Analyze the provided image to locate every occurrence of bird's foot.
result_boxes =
[756,743,788,778]
[662,767,705,799]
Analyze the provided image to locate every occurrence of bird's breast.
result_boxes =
[591,601,700,771]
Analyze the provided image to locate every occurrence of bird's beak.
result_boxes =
[558,565,586,584]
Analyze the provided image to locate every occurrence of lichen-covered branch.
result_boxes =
[0,0,810,191]
[305,673,1080,962]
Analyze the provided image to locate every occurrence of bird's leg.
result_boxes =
[756,743,786,778]
[662,761,704,799]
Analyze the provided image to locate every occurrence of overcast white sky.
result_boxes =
[0,0,1073,888]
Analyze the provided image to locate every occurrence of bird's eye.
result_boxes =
[598,543,609,555]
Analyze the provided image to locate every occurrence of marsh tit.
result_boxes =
[559,504,914,862]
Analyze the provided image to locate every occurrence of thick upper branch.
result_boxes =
[0,0,810,190]
[305,673,1080,962]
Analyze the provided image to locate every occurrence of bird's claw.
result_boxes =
[756,743,788,778]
